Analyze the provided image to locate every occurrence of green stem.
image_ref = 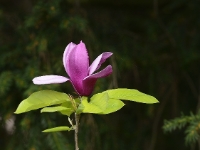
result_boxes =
[75,113,80,150]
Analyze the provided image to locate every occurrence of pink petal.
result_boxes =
[67,41,89,94]
[82,65,113,96]
[63,42,76,74]
[33,75,69,85]
[89,52,113,75]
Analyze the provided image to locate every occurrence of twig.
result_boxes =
[75,113,80,150]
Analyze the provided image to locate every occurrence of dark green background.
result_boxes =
[0,0,200,149]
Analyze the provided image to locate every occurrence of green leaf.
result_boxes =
[41,106,70,113]
[104,88,159,104]
[61,101,76,116]
[42,126,72,132]
[41,106,74,116]
[79,97,103,114]
[77,88,157,115]
[61,101,75,110]
[102,98,125,114]
[90,91,109,110]
[15,90,70,114]
[76,97,85,114]
[79,93,124,114]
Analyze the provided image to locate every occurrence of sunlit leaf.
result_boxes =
[104,88,159,104]
[42,126,72,132]
[101,98,125,114]
[41,106,70,113]
[79,93,124,114]
[79,97,103,114]
[76,97,86,114]
[90,91,109,110]
[41,106,74,116]
[15,90,70,114]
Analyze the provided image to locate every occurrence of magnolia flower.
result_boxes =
[33,41,113,96]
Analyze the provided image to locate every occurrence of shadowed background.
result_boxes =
[0,0,200,150]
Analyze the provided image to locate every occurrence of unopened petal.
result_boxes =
[33,75,69,85]
[67,41,89,93]
[82,65,113,96]
[89,52,113,75]
[63,42,76,74]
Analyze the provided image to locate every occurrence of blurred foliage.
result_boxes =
[0,0,200,150]
[163,111,200,146]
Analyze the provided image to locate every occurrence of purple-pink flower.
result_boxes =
[33,41,113,96]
